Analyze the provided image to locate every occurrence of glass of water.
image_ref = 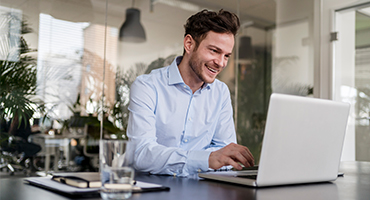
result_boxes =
[100,140,135,200]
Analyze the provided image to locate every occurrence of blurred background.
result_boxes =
[0,0,369,176]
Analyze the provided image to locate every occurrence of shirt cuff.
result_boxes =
[185,150,211,174]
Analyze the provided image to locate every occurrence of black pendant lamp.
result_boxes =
[119,0,146,43]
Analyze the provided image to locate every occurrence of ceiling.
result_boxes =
[93,0,277,29]
[0,0,276,29]
[0,0,277,63]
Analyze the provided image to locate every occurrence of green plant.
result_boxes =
[0,13,40,127]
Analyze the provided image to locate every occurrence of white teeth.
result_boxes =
[207,66,217,73]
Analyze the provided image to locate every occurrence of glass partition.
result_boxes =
[233,0,315,163]
[0,0,317,169]
[333,3,370,161]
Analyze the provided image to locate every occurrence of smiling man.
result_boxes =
[127,9,254,177]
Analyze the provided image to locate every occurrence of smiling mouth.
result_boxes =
[206,65,218,73]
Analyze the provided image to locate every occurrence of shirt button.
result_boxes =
[184,139,188,143]
[188,117,191,121]
[197,169,202,173]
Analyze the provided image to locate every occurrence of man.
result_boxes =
[127,9,254,177]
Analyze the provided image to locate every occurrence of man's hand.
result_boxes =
[209,143,254,170]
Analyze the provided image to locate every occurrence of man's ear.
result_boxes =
[183,34,194,54]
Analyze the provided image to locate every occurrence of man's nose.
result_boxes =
[214,55,227,68]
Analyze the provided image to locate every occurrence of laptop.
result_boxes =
[199,93,350,187]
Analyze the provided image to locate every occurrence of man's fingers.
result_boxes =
[229,144,255,168]
[232,152,248,167]
[208,143,255,170]
[226,157,243,170]
[242,148,255,167]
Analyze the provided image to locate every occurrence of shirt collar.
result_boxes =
[202,82,212,90]
[168,56,213,90]
[168,56,185,85]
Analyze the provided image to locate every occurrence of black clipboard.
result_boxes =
[25,176,170,198]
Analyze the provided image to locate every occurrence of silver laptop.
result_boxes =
[199,93,350,187]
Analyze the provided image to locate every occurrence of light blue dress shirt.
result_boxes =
[127,56,236,177]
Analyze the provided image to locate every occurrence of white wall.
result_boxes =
[272,0,314,96]
[321,0,370,161]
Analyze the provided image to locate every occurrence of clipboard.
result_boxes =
[25,175,170,198]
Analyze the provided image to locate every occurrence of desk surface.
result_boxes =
[1,161,369,200]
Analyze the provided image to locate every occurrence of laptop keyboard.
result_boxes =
[233,165,259,171]
[236,174,258,180]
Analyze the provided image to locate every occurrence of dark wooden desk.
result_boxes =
[1,161,369,200]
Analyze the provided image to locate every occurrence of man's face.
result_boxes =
[188,31,234,84]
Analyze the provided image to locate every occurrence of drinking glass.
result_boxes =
[100,140,135,200]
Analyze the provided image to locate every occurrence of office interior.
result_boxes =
[0,0,369,176]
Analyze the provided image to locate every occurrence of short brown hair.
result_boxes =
[184,9,240,50]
